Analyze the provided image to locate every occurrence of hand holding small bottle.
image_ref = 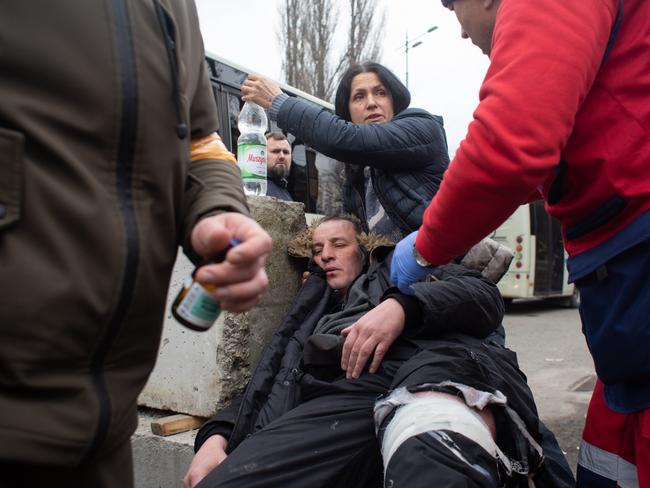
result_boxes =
[191,212,272,313]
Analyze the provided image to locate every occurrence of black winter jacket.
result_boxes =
[274,97,449,234]
[195,247,503,452]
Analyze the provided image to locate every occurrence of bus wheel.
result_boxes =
[563,289,581,308]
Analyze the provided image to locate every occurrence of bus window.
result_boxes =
[286,142,318,212]
[530,201,564,296]
[226,92,244,150]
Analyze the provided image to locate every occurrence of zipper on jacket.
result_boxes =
[82,0,140,463]
[153,0,188,139]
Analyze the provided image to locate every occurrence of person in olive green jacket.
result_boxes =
[0,1,271,487]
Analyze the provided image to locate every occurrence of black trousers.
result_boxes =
[385,431,501,487]
[196,361,400,488]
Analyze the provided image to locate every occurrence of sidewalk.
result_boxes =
[503,300,594,473]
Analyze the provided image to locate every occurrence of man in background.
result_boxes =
[265,131,293,201]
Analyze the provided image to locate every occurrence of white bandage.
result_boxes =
[380,391,498,468]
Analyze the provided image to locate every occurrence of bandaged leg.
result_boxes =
[381,390,498,466]
[376,387,508,487]
[383,430,501,487]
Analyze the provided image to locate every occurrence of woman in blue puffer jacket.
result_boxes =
[242,62,449,241]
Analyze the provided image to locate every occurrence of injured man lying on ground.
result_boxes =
[184,215,575,488]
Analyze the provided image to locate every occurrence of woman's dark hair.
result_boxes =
[334,62,411,121]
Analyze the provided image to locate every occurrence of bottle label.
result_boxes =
[175,282,221,330]
[237,143,266,180]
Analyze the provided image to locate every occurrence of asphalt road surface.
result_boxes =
[503,299,595,474]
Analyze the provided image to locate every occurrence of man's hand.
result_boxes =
[340,298,405,379]
[241,74,283,109]
[183,435,228,488]
[390,231,432,295]
[191,213,272,312]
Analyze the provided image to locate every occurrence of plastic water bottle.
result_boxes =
[237,101,267,196]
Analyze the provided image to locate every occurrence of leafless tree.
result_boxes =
[278,0,385,101]
[278,0,308,91]
[305,0,340,99]
[343,0,385,68]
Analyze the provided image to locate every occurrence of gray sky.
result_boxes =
[195,0,489,156]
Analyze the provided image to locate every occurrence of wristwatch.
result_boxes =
[413,244,433,267]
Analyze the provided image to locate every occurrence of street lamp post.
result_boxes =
[402,26,438,88]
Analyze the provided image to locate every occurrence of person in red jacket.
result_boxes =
[390,0,650,485]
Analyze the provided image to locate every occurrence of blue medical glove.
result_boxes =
[390,231,434,295]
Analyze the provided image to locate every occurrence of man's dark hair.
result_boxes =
[334,62,411,121]
[317,214,364,236]
[441,0,452,7]
[265,131,288,142]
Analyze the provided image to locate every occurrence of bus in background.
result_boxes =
[492,201,580,308]
[205,52,344,216]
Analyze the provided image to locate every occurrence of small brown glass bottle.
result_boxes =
[171,239,239,331]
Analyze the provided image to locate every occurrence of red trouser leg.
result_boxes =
[578,379,650,487]
[582,380,631,455]
[636,410,650,487]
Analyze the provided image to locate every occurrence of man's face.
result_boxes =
[446,0,498,56]
[348,72,395,125]
[267,138,292,180]
[312,220,364,297]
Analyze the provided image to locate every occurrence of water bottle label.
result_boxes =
[237,143,266,179]
[175,282,221,329]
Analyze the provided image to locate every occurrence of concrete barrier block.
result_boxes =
[132,410,195,488]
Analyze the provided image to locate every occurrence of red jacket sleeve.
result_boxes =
[416,0,617,264]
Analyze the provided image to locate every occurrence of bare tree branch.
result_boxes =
[343,0,385,67]
[277,0,385,101]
